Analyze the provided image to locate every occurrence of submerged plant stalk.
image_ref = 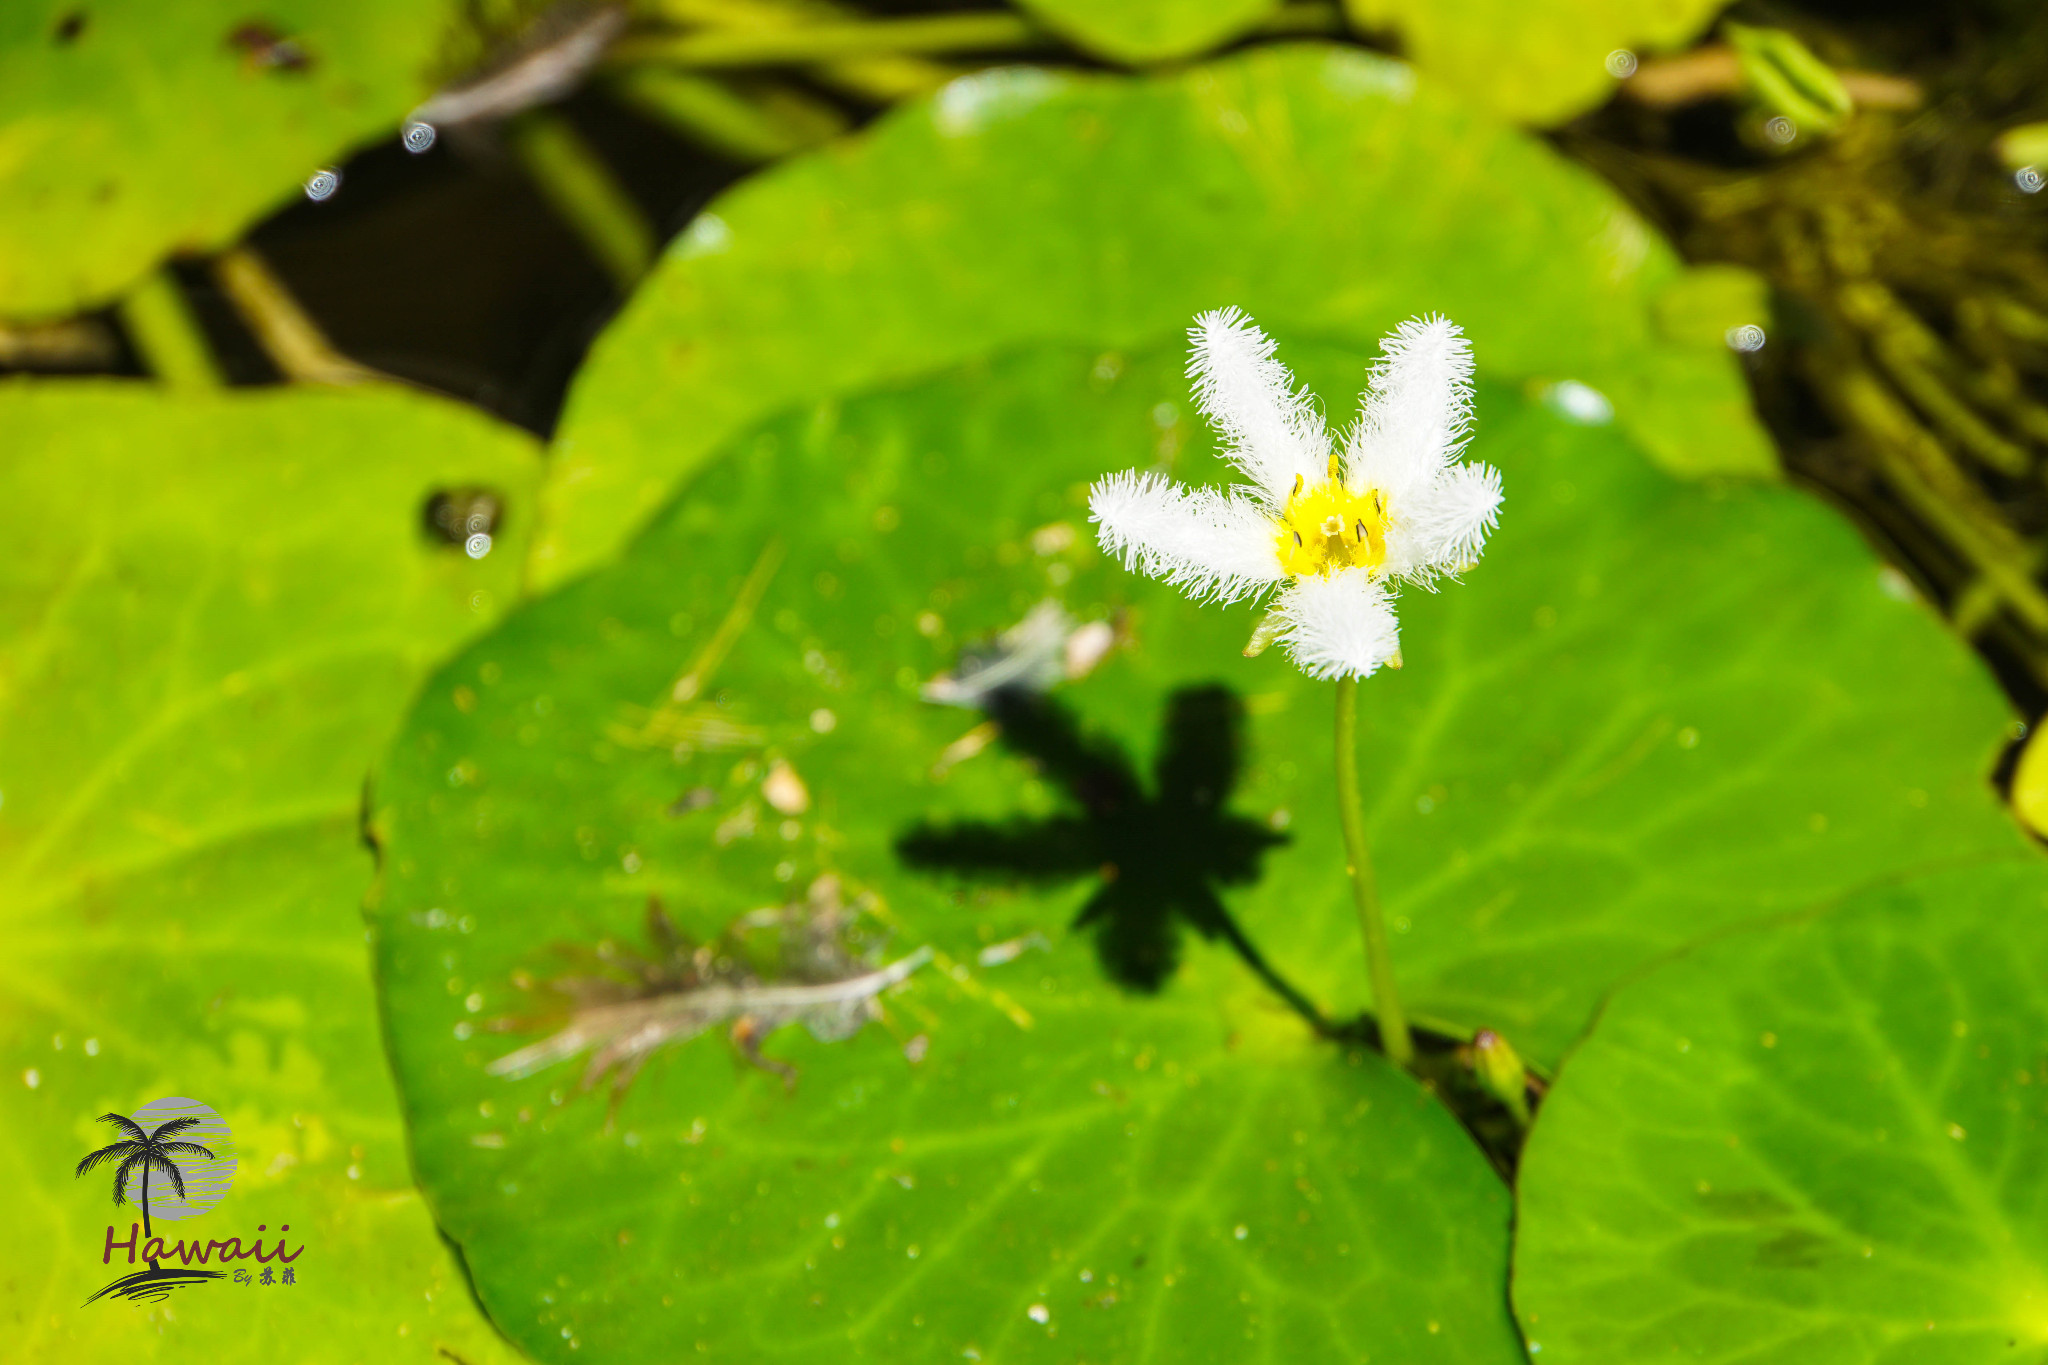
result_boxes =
[1334,676,1413,1068]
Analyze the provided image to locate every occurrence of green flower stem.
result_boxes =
[117,268,222,391]
[607,68,845,164]
[213,247,376,386]
[609,14,1044,70]
[508,111,655,292]
[1334,676,1414,1069]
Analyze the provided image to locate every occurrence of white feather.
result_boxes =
[1273,569,1401,681]
[1089,469,1283,604]
[1187,307,1328,507]
[1343,314,1475,510]
[1385,460,1503,585]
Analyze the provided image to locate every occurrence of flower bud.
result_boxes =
[1471,1028,1531,1126]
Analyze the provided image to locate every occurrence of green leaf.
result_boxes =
[0,381,539,1360]
[1010,0,1282,64]
[555,340,2013,1067]
[535,44,1772,591]
[1996,121,2048,172]
[376,331,2011,1358]
[0,1,460,317]
[1651,264,1772,350]
[1512,860,2048,1361]
[1347,0,1731,125]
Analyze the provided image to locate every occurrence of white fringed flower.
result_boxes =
[1090,309,1502,680]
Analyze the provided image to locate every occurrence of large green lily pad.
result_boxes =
[1513,859,2048,1361]
[1012,0,1282,64]
[0,381,537,1361]
[0,1,462,317]
[1351,0,1731,124]
[376,330,2013,1360]
[535,44,1772,591]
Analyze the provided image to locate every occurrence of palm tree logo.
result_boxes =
[74,1097,238,1305]
[76,1111,217,1248]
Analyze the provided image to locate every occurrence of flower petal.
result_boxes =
[1188,308,1328,506]
[1089,469,1283,604]
[1274,568,1400,680]
[1343,314,1474,509]
[1386,460,1503,584]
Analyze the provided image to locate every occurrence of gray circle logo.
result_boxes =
[117,1097,237,1221]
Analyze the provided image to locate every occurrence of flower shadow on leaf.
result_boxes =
[896,685,1319,1020]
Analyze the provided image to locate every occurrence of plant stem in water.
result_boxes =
[1334,676,1413,1068]
[118,269,222,391]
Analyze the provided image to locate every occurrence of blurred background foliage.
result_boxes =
[8,0,2048,1361]
[11,0,2048,715]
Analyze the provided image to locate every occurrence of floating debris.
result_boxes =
[1064,620,1116,679]
[976,932,1051,967]
[761,760,810,814]
[923,601,1117,707]
[932,721,1000,777]
[227,21,310,73]
[409,4,627,132]
[713,801,759,847]
[613,539,783,757]
[488,879,930,1106]
[667,786,717,816]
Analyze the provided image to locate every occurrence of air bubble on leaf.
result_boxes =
[1026,1304,1050,1324]
[304,168,341,201]
[933,67,1064,138]
[2018,166,2045,194]
[465,532,493,559]
[403,120,438,153]
[1544,380,1613,425]
[677,213,731,260]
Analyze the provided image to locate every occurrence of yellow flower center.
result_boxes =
[1273,462,1387,578]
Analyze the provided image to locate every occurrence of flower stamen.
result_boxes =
[1275,477,1387,579]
